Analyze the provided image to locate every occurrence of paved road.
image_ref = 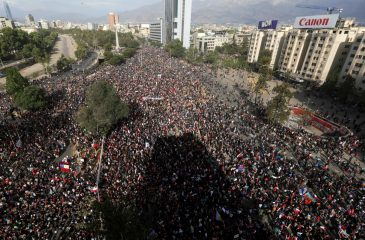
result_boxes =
[0,34,77,88]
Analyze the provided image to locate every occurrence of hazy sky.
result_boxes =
[6,0,160,13]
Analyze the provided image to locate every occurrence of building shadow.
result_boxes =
[132,133,269,239]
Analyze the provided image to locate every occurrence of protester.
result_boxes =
[0,46,364,239]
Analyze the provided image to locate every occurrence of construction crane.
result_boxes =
[296,4,343,15]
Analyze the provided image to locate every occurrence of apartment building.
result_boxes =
[299,28,359,84]
[248,30,266,63]
[191,32,232,53]
[264,27,292,69]
[278,29,312,74]
[339,32,365,90]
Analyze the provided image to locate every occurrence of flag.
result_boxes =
[215,211,223,222]
[59,162,70,173]
[89,186,98,193]
[304,192,316,204]
[92,143,98,149]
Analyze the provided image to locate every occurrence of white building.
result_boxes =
[191,32,232,53]
[264,27,292,69]
[339,32,365,90]
[299,28,360,84]
[0,16,14,29]
[248,30,266,63]
[25,14,35,26]
[164,0,192,48]
[38,19,49,29]
[87,22,97,30]
[150,19,164,44]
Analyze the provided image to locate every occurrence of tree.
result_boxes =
[108,54,125,65]
[165,39,186,58]
[57,55,75,72]
[123,48,137,59]
[321,68,340,94]
[76,81,129,135]
[14,85,47,110]
[258,49,272,67]
[337,75,355,102]
[204,51,218,64]
[266,83,293,124]
[5,68,29,95]
[75,43,88,60]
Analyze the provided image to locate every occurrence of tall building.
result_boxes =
[278,29,312,74]
[264,27,292,69]
[247,30,266,63]
[25,14,35,26]
[3,1,13,21]
[150,19,164,44]
[0,16,15,29]
[38,19,49,29]
[87,22,97,30]
[164,0,192,48]
[339,32,365,90]
[108,12,119,29]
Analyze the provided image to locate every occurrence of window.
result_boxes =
[353,46,359,50]
[357,38,362,42]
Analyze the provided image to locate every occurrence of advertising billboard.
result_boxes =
[294,14,339,29]
[258,20,278,30]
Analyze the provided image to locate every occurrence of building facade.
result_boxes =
[150,20,164,44]
[0,17,15,29]
[108,12,119,29]
[164,0,192,48]
[248,30,266,63]
[339,32,365,90]
[25,14,35,26]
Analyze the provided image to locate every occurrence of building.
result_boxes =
[191,32,232,53]
[87,22,97,30]
[234,32,252,45]
[0,17,15,29]
[339,32,365,90]
[248,30,266,63]
[25,14,35,26]
[264,27,292,69]
[150,19,164,43]
[108,12,119,29]
[164,0,192,48]
[38,19,50,29]
[278,29,312,75]
[299,28,359,84]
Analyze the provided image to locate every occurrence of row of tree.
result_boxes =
[0,28,58,62]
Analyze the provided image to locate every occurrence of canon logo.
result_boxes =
[299,17,330,26]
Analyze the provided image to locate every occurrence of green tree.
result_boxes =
[204,51,218,64]
[123,48,137,58]
[258,49,272,67]
[266,83,293,124]
[108,54,125,65]
[76,81,129,135]
[165,39,186,58]
[321,68,340,94]
[75,43,88,60]
[57,55,75,72]
[14,85,47,110]
[337,75,356,102]
[5,68,29,95]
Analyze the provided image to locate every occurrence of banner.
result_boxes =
[294,14,339,29]
[258,20,278,30]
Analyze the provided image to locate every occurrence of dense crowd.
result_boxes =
[0,46,364,239]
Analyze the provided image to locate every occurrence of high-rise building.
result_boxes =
[164,0,192,48]
[150,19,164,44]
[108,12,119,29]
[38,19,50,29]
[3,1,13,21]
[25,14,35,26]
[87,22,97,30]
[0,16,15,29]
[339,32,365,90]
[264,27,292,69]
[247,30,266,63]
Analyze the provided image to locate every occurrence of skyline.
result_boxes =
[1,0,365,24]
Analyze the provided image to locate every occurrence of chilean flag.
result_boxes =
[59,162,70,173]
[89,186,98,193]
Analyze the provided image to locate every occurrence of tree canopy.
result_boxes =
[5,68,29,95]
[266,83,293,124]
[165,40,186,58]
[14,85,47,110]
[76,81,129,135]
[56,55,75,72]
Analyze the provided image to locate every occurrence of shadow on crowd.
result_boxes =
[98,133,269,239]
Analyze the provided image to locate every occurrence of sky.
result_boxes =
[5,0,159,15]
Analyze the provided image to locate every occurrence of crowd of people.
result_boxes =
[0,46,364,239]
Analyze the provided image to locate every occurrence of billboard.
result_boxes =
[258,20,278,30]
[294,14,339,29]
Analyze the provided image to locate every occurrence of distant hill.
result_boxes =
[10,0,365,25]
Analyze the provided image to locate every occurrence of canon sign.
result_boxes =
[294,14,339,29]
